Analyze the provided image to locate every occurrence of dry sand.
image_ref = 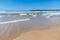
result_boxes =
[13,27,60,40]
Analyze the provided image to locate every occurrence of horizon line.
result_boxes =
[0,9,60,11]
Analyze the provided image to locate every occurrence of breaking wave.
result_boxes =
[0,16,4,17]
[0,18,30,24]
[42,12,60,18]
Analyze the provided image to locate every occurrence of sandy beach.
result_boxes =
[0,16,60,40]
[0,23,60,40]
[13,27,60,40]
[13,17,60,40]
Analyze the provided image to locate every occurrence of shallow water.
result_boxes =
[0,12,60,40]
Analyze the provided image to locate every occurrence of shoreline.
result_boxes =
[0,16,60,40]
[13,26,60,40]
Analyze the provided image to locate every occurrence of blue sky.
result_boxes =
[0,0,60,10]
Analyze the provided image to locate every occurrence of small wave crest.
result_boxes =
[0,18,30,24]
[0,16,4,18]
[42,12,60,18]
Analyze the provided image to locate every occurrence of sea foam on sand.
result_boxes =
[0,18,30,24]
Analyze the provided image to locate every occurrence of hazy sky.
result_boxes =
[0,0,60,10]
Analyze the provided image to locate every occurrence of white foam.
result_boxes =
[42,12,60,18]
[20,14,27,16]
[32,15,37,17]
[0,18,30,24]
[0,16,4,17]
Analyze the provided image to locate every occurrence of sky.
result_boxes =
[0,0,60,10]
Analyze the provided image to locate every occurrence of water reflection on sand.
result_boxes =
[0,14,60,40]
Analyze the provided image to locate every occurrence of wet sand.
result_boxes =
[13,17,60,40]
[13,27,60,40]
[0,16,60,40]
[1,25,60,40]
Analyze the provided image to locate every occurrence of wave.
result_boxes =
[0,16,4,17]
[0,18,30,24]
[42,12,60,18]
